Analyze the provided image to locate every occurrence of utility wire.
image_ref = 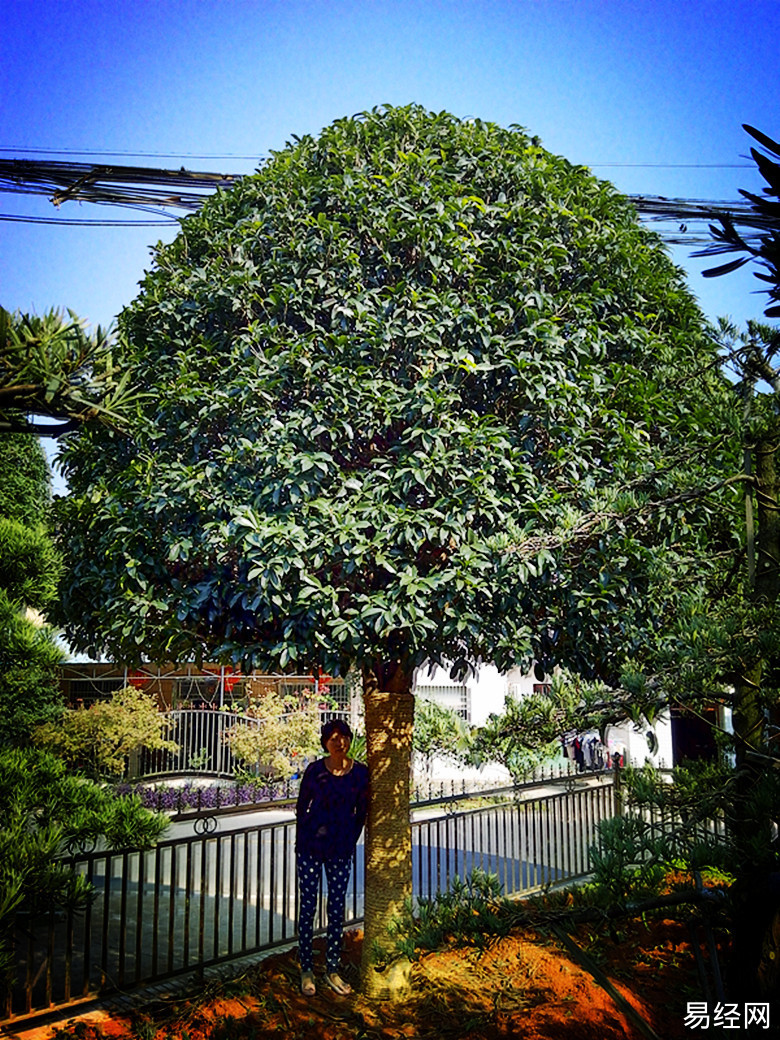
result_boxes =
[1,147,753,169]
[0,157,763,243]
[0,213,175,226]
[0,146,262,161]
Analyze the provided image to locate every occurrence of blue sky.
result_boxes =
[2,0,778,664]
[1,0,777,681]
[2,0,779,339]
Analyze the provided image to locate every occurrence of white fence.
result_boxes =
[135,708,357,780]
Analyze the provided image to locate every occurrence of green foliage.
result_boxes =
[0,435,60,609]
[388,868,510,961]
[0,517,61,608]
[583,762,772,910]
[56,105,737,688]
[588,815,670,905]
[469,686,572,783]
[413,696,470,776]
[489,667,681,766]
[33,686,179,782]
[0,434,64,747]
[622,761,780,877]
[224,687,323,780]
[0,589,64,745]
[347,730,367,763]
[0,307,139,435]
[0,747,167,987]
[697,125,780,319]
[0,433,50,524]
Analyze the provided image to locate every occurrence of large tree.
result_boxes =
[57,105,738,996]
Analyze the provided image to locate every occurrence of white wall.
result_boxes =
[414,659,675,771]
[414,661,507,725]
[596,717,674,769]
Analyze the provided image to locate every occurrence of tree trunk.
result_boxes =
[730,423,780,999]
[360,663,414,1000]
[734,429,780,762]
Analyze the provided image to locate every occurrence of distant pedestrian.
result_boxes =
[295,718,368,996]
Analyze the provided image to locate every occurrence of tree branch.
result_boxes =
[506,474,752,561]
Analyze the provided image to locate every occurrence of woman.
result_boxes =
[295,718,369,996]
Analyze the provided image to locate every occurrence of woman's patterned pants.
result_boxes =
[296,852,352,972]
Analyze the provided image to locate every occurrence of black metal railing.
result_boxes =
[22,771,733,1026]
[3,781,622,1022]
[410,760,611,808]
[412,781,616,899]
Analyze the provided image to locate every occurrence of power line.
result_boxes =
[0,213,175,226]
[1,146,263,161]
[0,157,767,244]
[1,147,754,170]
[0,158,240,212]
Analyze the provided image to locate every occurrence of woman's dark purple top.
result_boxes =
[295,758,369,861]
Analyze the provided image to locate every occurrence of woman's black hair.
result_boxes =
[320,718,353,750]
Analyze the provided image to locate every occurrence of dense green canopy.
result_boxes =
[58,105,737,684]
[55,105,746,998]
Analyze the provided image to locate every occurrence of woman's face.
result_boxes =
[325,730,351,755]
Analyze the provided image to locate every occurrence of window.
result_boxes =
[66,676,126,707]
[416,685,470,721]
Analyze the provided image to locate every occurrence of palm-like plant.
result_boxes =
[0,307,140,435]
[697,124,780,318]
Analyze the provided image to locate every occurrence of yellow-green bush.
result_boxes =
[34,685,178,781]
[224,689,323,780]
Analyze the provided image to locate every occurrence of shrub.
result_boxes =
[34,685,179,781]
[223,687,323,780]
[413,697,471,778]
[0,747,167,988]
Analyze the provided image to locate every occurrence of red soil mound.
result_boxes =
[48,914,713,1040]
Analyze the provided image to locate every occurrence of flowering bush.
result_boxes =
[116,776,298,813]
[223,688,323,780]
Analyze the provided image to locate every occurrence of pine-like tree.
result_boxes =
[0,434,63,745]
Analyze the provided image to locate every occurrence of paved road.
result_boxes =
[166,804,295,839]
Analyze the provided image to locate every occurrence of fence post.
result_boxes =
[611,752,623,816]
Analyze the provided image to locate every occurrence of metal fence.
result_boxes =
[413,781,616,897]
[134,708,355,781]
[3,781,618,1022]
[411,758,606,805]
[138,710,260,778]
[59,669,354,714]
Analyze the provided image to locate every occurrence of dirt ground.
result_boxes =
[43,914,720,1040]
